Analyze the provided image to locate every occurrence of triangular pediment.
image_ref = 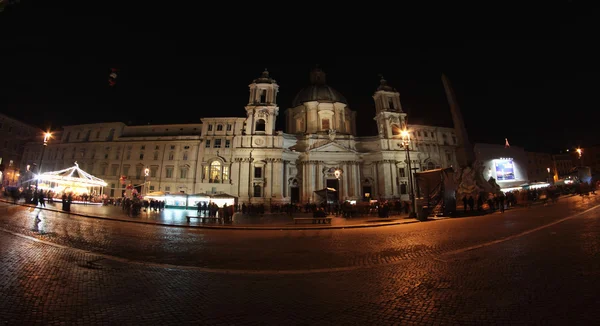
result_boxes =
[308,141,357,153]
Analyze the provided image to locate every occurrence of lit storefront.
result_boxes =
[150,192,235,209]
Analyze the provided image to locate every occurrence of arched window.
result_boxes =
[216,124,223,131]
[255,119,266,132]
[391,124,401,136]
[210,161,221,183]
[206,160,229,184]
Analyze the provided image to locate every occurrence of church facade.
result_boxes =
[21,68,459,204]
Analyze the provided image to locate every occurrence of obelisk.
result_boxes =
[442,73,476,168]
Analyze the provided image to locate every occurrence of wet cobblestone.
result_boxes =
[0,195,598,271]
[0,195,599,324]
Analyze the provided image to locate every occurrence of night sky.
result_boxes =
[0,1,595,153]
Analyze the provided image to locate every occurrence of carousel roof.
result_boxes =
[37,162,108,187]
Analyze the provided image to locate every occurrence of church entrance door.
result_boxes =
[290,187,299,203]
[326,179,340,202]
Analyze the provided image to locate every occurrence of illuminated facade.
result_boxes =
[21,68,460,203]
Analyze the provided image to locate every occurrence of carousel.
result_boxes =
[35,162,107,204]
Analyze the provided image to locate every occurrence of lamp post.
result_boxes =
[144,167,150,197]
[34,132,52,191]
[323,168,341,214]
[400,129,417,218]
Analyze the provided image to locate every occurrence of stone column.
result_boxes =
[302,161,308,203]
[266,112,273,136]
[355,163,361,198]
[270,158,275,198]
[391,161,398,198]
[282,160,287,198]
[313,161,318,193]
[374,161,380,199]
[235,158,242,198]
[264,158,271,198]
[248,156,254,200]
[318,161,323,191]
[343,162,349,200]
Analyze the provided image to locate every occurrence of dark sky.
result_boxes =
[0,1,595,153]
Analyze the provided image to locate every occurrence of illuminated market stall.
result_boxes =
[145,192,235,209]
[36,163,108,203]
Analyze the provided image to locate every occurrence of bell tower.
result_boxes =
[373,76,406,138]
[244,69,279,135]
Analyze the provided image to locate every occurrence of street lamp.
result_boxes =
[144,167,150,196]
[323,167,341,213]
[576,148,582,166]
[34,131,52,191]
[400,128,417,218]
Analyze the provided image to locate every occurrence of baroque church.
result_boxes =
[20,67,459,204]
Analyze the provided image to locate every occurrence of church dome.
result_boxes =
[292,67,348,107]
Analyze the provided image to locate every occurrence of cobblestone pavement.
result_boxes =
[1,194,599,324]
[0,198,417,229]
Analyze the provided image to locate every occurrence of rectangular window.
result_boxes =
[225,140,231,148]
[223,166,229,181]
[254,167,262,178]
[135,166,142,179]
[180,169,188,179]
[111,165,119,176]
[214,139,221,148]
[399,167,406,178]
[165,186,171,192]
[208,125,213,131]
[166,167,173,178]
[123,166,130,177]
[150,167,158,178]
[205,140,211,148]
[322,119,330,130]
[226,124,232,131]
